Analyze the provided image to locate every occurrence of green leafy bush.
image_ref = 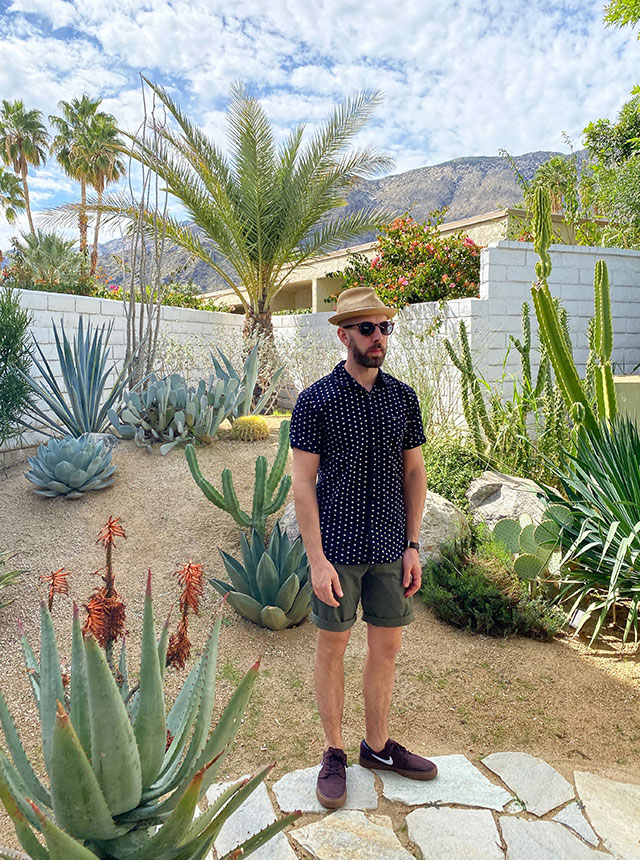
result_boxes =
[0,284,33,444]
[423,438,485,511]
[325,211,480,309]
[421,543,564,639]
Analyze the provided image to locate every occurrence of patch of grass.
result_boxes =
[219,657,243,685]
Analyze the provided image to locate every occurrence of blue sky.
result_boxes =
[1,0,638,248]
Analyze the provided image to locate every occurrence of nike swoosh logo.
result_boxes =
[371,753,393,765]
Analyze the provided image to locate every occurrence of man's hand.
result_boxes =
[402,547,422,597]
[310,559,344,607]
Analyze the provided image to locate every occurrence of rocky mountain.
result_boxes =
[98,150,567,293]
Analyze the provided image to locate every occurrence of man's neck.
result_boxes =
[344,356,380,391]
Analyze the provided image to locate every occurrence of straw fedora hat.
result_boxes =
[328,287,397,326]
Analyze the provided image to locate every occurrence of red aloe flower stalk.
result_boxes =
[84,517,127,667]
[166,560,203,670]
[96,516,126,597]
[39,568,70,612]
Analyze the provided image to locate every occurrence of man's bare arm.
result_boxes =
[291,447,343,607]
[401,446,427,597]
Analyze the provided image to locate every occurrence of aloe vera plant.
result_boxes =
[211,522,311,630]
[0,577,298,859]
[186,419,291,534]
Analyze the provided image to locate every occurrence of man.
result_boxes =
[290,286,437,810]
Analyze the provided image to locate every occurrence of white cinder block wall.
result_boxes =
[3,240,640,466]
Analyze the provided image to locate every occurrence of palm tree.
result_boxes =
[49,95,102,257]
[82,113,126,275]
[0,166,25,225]
[0,100,49,235]
[13,229,82,286]
[104,80,394,341]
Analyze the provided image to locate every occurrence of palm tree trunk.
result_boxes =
[90,188,102,275]
[21,167,35,235]
[79,180,88,258]
[243,306,279,413]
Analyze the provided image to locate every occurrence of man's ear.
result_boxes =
[337,326,349,348]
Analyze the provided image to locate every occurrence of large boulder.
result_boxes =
[278,491,469,566]
[466,470,546,529]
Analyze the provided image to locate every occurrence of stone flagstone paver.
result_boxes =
[575,771,640,860]
[553,801,599,847]
[289,810,414,860]
[272,763,378,813]
[379,754,512,810]
[406,806,504,859]
[500,817,611,859]
[206,777,296,860]
[483,751,574,816]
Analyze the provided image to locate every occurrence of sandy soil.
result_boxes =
[0,417,639,853]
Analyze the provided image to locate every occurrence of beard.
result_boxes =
[350,337,386,368]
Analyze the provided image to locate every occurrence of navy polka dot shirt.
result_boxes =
[290,360,426,565]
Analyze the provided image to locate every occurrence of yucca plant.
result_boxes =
[542,415,640,644]
[211,522,311,630]
[19,316,131,437]
[25,435,116,497]
[0,576,299,860]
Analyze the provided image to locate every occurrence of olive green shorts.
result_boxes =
[310,558,415,632]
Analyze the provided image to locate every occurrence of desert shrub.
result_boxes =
[0,283,33,444]
[423,437,485,511]
[421,542,564,639]
[94,278,232,311]
[325,211,480,309]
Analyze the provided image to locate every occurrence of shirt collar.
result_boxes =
[332,360,387,390]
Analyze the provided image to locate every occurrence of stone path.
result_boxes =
[203,752,640,859]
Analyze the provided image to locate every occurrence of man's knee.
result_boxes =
[316,628,351,662]
[366,625,403,661]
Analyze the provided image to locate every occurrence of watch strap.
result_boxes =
[406,540,420,551]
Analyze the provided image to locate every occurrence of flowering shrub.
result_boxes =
[93,278,232,312]
[325,211,481,309]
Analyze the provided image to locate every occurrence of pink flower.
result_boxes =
[108,284,120,292]
[398,276,409,286]
[463,237,477,249]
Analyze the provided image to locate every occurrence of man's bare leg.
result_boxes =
[362,625,403,752]
[315,628,352,749]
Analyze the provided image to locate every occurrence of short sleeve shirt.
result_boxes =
[289,360,426,565]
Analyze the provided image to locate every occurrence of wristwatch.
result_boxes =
[406,540,420,551]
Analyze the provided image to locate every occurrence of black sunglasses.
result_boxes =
[342,321,395,336]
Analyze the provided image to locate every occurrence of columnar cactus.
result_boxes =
[530,186,617,433]
[444,321,494,453]
[186,419,291,534]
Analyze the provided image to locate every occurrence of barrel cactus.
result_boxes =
[25,434,116,498]
[211,522,311,630]
[229,415,270,442]
[0,577,298,859]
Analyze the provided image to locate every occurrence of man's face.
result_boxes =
[340,314,389,368]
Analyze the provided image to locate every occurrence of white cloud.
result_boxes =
[1,0,639,234]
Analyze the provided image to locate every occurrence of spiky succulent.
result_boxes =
[25,435,116,498]
[0,577,298,860]
[211,522,311,630]
[108,372,244,454]
[229,416,270,442]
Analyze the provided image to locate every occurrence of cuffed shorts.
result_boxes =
[310,558,415,632]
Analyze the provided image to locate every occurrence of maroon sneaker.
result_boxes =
[316,747,347,808]
[359,739,437,780]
